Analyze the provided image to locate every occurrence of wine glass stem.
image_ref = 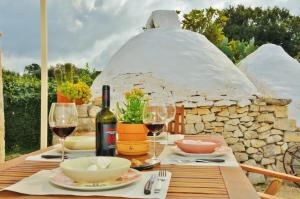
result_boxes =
[153,132,157,159]
[60,138,65,162]
[165,122,169,145]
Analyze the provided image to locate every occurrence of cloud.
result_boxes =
[0,0,299,73]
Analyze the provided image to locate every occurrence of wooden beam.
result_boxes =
[0,32,5,162]
[40,0,48,149]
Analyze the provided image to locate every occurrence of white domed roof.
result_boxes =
[92,27,256,97]
[239,44,300,125]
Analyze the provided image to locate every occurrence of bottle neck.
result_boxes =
[102,87,110,109]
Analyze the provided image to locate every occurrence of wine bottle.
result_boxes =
[96,85,117,156]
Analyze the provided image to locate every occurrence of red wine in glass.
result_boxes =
[50,126,76,138]
[145,123,164,133]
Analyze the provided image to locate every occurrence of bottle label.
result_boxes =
[102,123,116,150]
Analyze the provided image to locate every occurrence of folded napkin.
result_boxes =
[149,132,184,144]
[4,170,171,199]
[158,146,239,167]
[26,148,95,162]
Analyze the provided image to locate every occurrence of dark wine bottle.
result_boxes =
[96,85,117,156]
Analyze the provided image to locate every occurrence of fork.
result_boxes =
[154,169,167,193]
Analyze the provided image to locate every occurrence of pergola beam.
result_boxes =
[0,32,5,162]
[40,0,48,149]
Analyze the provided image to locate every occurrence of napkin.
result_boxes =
[158,146,239,167]
[149,132,184,144]
[4,170,171,199]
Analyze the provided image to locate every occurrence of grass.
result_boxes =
[5,147,36,161]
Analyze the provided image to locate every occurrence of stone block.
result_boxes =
[248,112,259,117]
[263,98,291,106]
[222,131,233,138]
[77,118,95,131]
[246,147,258,154]
[251,139,266,148]
[244,140,251,147]
[250,104,259,112]
[77,104,89,118]
[263,144,281,157]
[274,118,297,131]
[228,106,236,114]
[259,105,275,112]
[224,124,239,132]
[270,129,283,135]
[185,124,196,134]
[248,173,266,185]
[274,106,288,118]
[244,159,257,166]
[225,137,239,144]
[195,122,204,132]
[213,127,223,133]
[186,114,202,123]
[235,152,249,162]
[257,123,272,133]
[266,135,282,143]
[204,122,212,129]
[252,154,263,162]
[240,116,254,122]
[237,106,249,114]
[225,119,240,125]
[239,124,247,132]
[186,108,198,114]
[217,109,229,117]
[197,108,210,115]
[216,116,229,122]
[261,158,275,165]
[284,131,300,142]
[256,113,275,123]
[210,107,222,113]
[244,131,258,139]
[248,123,260,131]
[243,121,253,127]
[92,96,102,106]
[230,143,245,152]
[211,122,224,127]
[258,131,271,140]
[202,113,216,122]
[88,106,101,118]
[233,129,243,138]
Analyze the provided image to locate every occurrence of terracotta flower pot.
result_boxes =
[56,92,83,105]
[117,122,148,141]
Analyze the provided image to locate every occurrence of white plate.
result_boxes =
[171,146,231,157]
[54,144,95,153]
[50,168,141,191]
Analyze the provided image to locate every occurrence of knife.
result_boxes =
[144,174,156,195]
[131,164,154,171]
[195,158,225,163]
[41,155,68,159]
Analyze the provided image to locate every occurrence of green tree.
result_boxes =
[182,8,228,45]
[24,63,41,78]
[223,5,300,57]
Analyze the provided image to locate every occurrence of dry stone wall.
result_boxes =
[76,96,300,184]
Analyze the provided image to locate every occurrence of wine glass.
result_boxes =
[164,102,176,145]
[143,100,167,165]
[49,103,78,162]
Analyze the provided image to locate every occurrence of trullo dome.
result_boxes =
[239,44,300,125]
[92,10,257,106]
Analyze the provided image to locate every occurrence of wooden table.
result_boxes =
[0,135,259,199]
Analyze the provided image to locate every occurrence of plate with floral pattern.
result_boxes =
[49,168,141,191]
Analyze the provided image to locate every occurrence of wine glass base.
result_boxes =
[145,158,160,165]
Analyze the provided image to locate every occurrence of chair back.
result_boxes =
[167,105,185,134]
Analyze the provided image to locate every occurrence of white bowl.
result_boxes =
[60,157,131,183]
[64,136,95,150]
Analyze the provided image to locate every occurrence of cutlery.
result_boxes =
[154,169,167,193]
[176,158,225,163]
[41,155,68,159]
[144,174,156,195]
[131,164,154,171]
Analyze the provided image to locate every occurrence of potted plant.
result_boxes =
[116,88,149,141]
[55,63,91,105]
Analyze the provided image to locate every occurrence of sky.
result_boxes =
[0,0,299,73]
